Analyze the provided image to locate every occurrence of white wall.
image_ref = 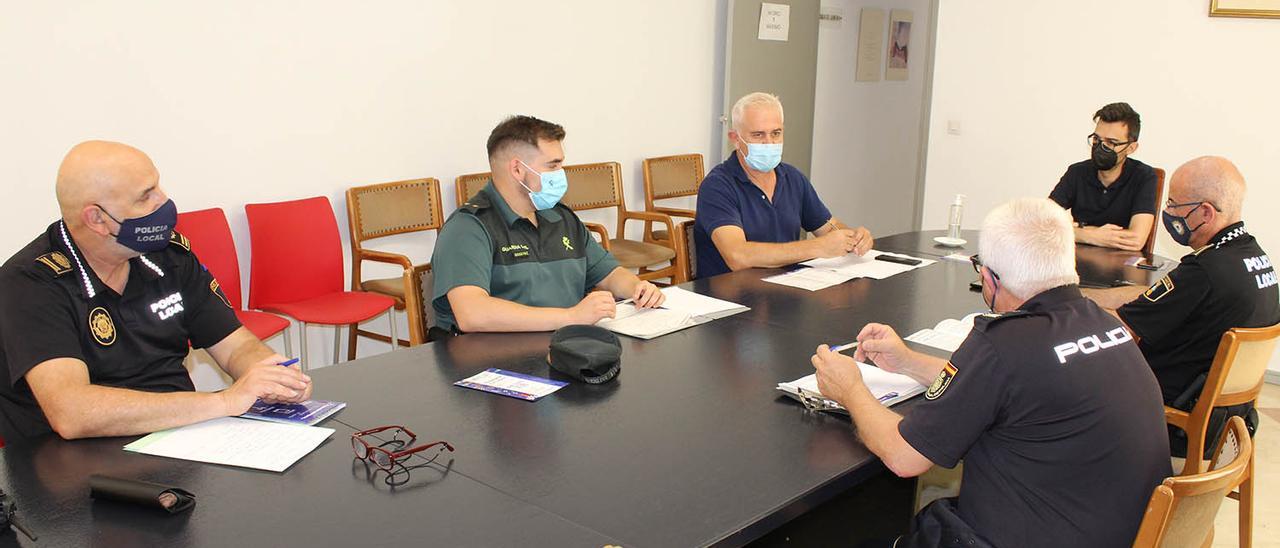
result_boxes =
[812,0,933,236]
[0,1,726,376]
[922,0,1280,371]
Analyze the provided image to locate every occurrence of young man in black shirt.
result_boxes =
[1049,102,1158,251]
[1086,156,1278,455]
[813,198,1170,547]
[0,141,313,442]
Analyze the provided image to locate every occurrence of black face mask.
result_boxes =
[1091,140,1119,171]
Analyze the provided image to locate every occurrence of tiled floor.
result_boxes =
[1212,382,1278,547]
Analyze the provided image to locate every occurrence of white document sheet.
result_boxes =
[801,250,935,280]
[762,268,857,291]
[658,286,747,318]
[905,312,982,352]
[596,286,750,339]
[124,416,334,472]
[777,363,924,411]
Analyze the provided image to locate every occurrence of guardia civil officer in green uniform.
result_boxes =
[0,141,312,442]
[812,199,1170,548]
[1087,156,1278,457]
[430,116,664,338]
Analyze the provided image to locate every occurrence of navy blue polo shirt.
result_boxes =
[693,152,832,278]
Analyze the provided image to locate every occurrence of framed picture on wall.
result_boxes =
[1210,0,1280,18]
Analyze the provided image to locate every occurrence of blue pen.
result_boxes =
[278,357,300,367]
[877,392,899,403]
[827,341,859,353]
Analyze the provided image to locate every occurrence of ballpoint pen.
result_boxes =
[278,357,300,367]
[877,392,899,403]
[827,341,858,353]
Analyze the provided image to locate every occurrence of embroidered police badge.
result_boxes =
[210,279,233,309]
[35,251,72,275]
[925,362,957,400]
[1143,276,1175,302]
[88,307,116,346]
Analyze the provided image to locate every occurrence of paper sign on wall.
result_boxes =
[855,8,885,82]
[886,9,914,81]
[758,3,791,41]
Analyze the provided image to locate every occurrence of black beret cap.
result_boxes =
[547,325,622,384]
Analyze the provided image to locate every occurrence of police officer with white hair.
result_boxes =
[812,198,1170,547]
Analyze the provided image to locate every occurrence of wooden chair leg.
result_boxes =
[346,321,358,361]
[1240,452,1254,548]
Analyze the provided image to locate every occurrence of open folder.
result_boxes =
[777,364,924,413]
[595,286,749,340]
[904,312,982,352]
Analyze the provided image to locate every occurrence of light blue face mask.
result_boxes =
[738,135,783,172]
[517,160,569,210]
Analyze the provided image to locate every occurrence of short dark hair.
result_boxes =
[1093,102,1141,142]
[486,115,566,160]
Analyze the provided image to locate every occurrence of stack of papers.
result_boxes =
[904,312,982,352]
[124,417,334,472]
[596,286,749,339]
[777,363,924,412]
[763,250,936,291]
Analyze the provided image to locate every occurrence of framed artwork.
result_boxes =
[1210,0,1280,18]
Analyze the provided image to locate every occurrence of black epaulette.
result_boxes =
[33,251,73,277]
[458,190,493,215]
[972,310,1032,332]
[169,231,192,253]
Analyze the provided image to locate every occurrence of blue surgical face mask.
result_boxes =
[96,199,177,253]
[517,160,569,210]
[738,135,783,172]
[1162,203,1207,247]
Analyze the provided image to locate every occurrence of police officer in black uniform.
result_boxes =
[1087,156,1278,457]
[813,198,1170,547]
[0,141,312,442]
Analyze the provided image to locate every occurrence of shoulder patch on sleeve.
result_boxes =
[169,231,191,252]
[1143,275,1174,302]
[925,362,958,400]
[34,251,72,276]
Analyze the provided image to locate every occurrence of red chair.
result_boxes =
[245,197,396,369]
[176,208,292,352]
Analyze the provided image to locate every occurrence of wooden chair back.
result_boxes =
[1132,417,1253,548]
[1144,167,1166,255]
[455,172,492,208]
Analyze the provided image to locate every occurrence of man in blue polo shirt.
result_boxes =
[694,92,872,278]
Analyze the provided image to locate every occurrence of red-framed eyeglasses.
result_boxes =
[351,425,454,472]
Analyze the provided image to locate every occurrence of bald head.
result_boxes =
[1170,156,1246,223]
[55,140,160,227]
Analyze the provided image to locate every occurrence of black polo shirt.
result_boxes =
[0,221,241,441]
[1049,158,1158,228]
[1119,222,1280,402]
[899,285,1170,548]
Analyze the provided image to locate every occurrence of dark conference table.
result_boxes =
[0,231,1172,547]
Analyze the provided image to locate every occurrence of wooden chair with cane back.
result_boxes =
[345,178,444,349]
[1132,416,1253,548]
[1164,323,1280,548]
[562,162,683,284]
[643,154,704,281]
